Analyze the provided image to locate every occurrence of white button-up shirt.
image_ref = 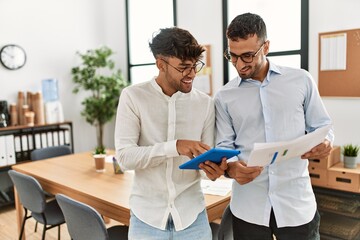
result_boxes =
[215,60,334,227]
[115,78,215,231]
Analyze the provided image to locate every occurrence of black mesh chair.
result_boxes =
[8,170,65,240]
[56,194,129,240]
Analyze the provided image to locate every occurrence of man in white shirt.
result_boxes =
[215,13,334,239]
[115,27,227,240]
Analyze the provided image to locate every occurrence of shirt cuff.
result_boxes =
[164,140,179,157]
[224,156,239,178]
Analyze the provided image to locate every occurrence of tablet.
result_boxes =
[179,148,240,170]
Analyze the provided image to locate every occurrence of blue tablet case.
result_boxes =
[179,148,240,170]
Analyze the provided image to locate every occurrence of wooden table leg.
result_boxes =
[103,216,111,224]
[14,187,25,240]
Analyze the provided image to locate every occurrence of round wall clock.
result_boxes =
[0,44,27,70]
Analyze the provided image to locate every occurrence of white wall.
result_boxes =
[0,0,127,152]
[1,0,359,153]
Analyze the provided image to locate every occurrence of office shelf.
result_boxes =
[0,121,74,208]
[313,186,360,240]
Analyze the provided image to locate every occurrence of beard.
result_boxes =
[237,57,266,81]
[237,65,256,80]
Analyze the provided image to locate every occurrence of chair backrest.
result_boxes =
[218,204,233,240]
[30,145,72,161]
[56,194,109,240]
[8,170,46,213]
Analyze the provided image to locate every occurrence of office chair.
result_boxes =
[8,170,65,240]
[0,170,13,203]
[56,194,129,240]
[210,220,220,240]
[210,204,233,240]
[30,145,72,232]
[30,145,72,161]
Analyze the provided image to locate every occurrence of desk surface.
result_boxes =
[12,152,230,227]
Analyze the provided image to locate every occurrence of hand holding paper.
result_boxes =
[247,125,332,167]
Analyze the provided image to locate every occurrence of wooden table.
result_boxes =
[12,152,230,238]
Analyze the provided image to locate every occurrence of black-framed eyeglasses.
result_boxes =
[224,42,265,64]
[161,59,205,77]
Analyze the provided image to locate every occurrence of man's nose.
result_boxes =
[234,57,247,68]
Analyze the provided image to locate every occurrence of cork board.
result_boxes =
[318,29,360,97]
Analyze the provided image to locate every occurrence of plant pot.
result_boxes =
[343,156,357,169]
[93,154,106,172]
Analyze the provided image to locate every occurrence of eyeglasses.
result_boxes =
[161,59,205,77]
[224,43,265,64]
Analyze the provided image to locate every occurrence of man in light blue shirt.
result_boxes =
[215,13,334,240]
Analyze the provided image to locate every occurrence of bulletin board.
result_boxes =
[318,29,360,97]
[193,45,213,95]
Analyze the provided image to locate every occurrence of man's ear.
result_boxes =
[263,40,270,56]
[156,58,166,72]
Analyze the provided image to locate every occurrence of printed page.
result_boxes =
[247,125,331,166]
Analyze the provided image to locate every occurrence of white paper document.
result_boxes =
[320,33,347,71]
[201,179,232,196]
[247,125,332,167]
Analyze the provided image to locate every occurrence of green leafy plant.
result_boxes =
[71,46,128,150]
[94,145,106,155]
[342,144,360,157]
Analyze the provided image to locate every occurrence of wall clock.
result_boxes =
[0,44,27,70]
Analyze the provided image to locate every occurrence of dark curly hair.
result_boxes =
[226,13,267,43]
[149,27,205,61]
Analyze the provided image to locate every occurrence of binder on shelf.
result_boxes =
[5,135,15,165]
[21,135,28,151]
[20,135,29,161]
[14,135,22,162]
[41,133,48,148]
[47,132,53,147]
[53,131,59,146]
[34,133,41,149]
[0,136,7,166]
[59,130,65,145]
[65,129,70,144]
[27,134,34,150]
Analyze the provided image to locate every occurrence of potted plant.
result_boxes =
[94,146,106,155]
[342,144,359,169]
[93,146,107,172]
[71,46,128,152]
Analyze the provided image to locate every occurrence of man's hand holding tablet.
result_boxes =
[179,148,240,170]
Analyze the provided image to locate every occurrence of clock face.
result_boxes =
[0,44,27,70]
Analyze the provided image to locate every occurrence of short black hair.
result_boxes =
[227,13,267,42]
[149,27,205,61]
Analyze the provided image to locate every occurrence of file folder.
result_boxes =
[0,136,7,166]
[5,135,16,165]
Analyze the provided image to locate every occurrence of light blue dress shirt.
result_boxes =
[215,60,334,227]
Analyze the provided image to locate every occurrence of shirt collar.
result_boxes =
[237,59,282,86]
[150,77,185,100]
